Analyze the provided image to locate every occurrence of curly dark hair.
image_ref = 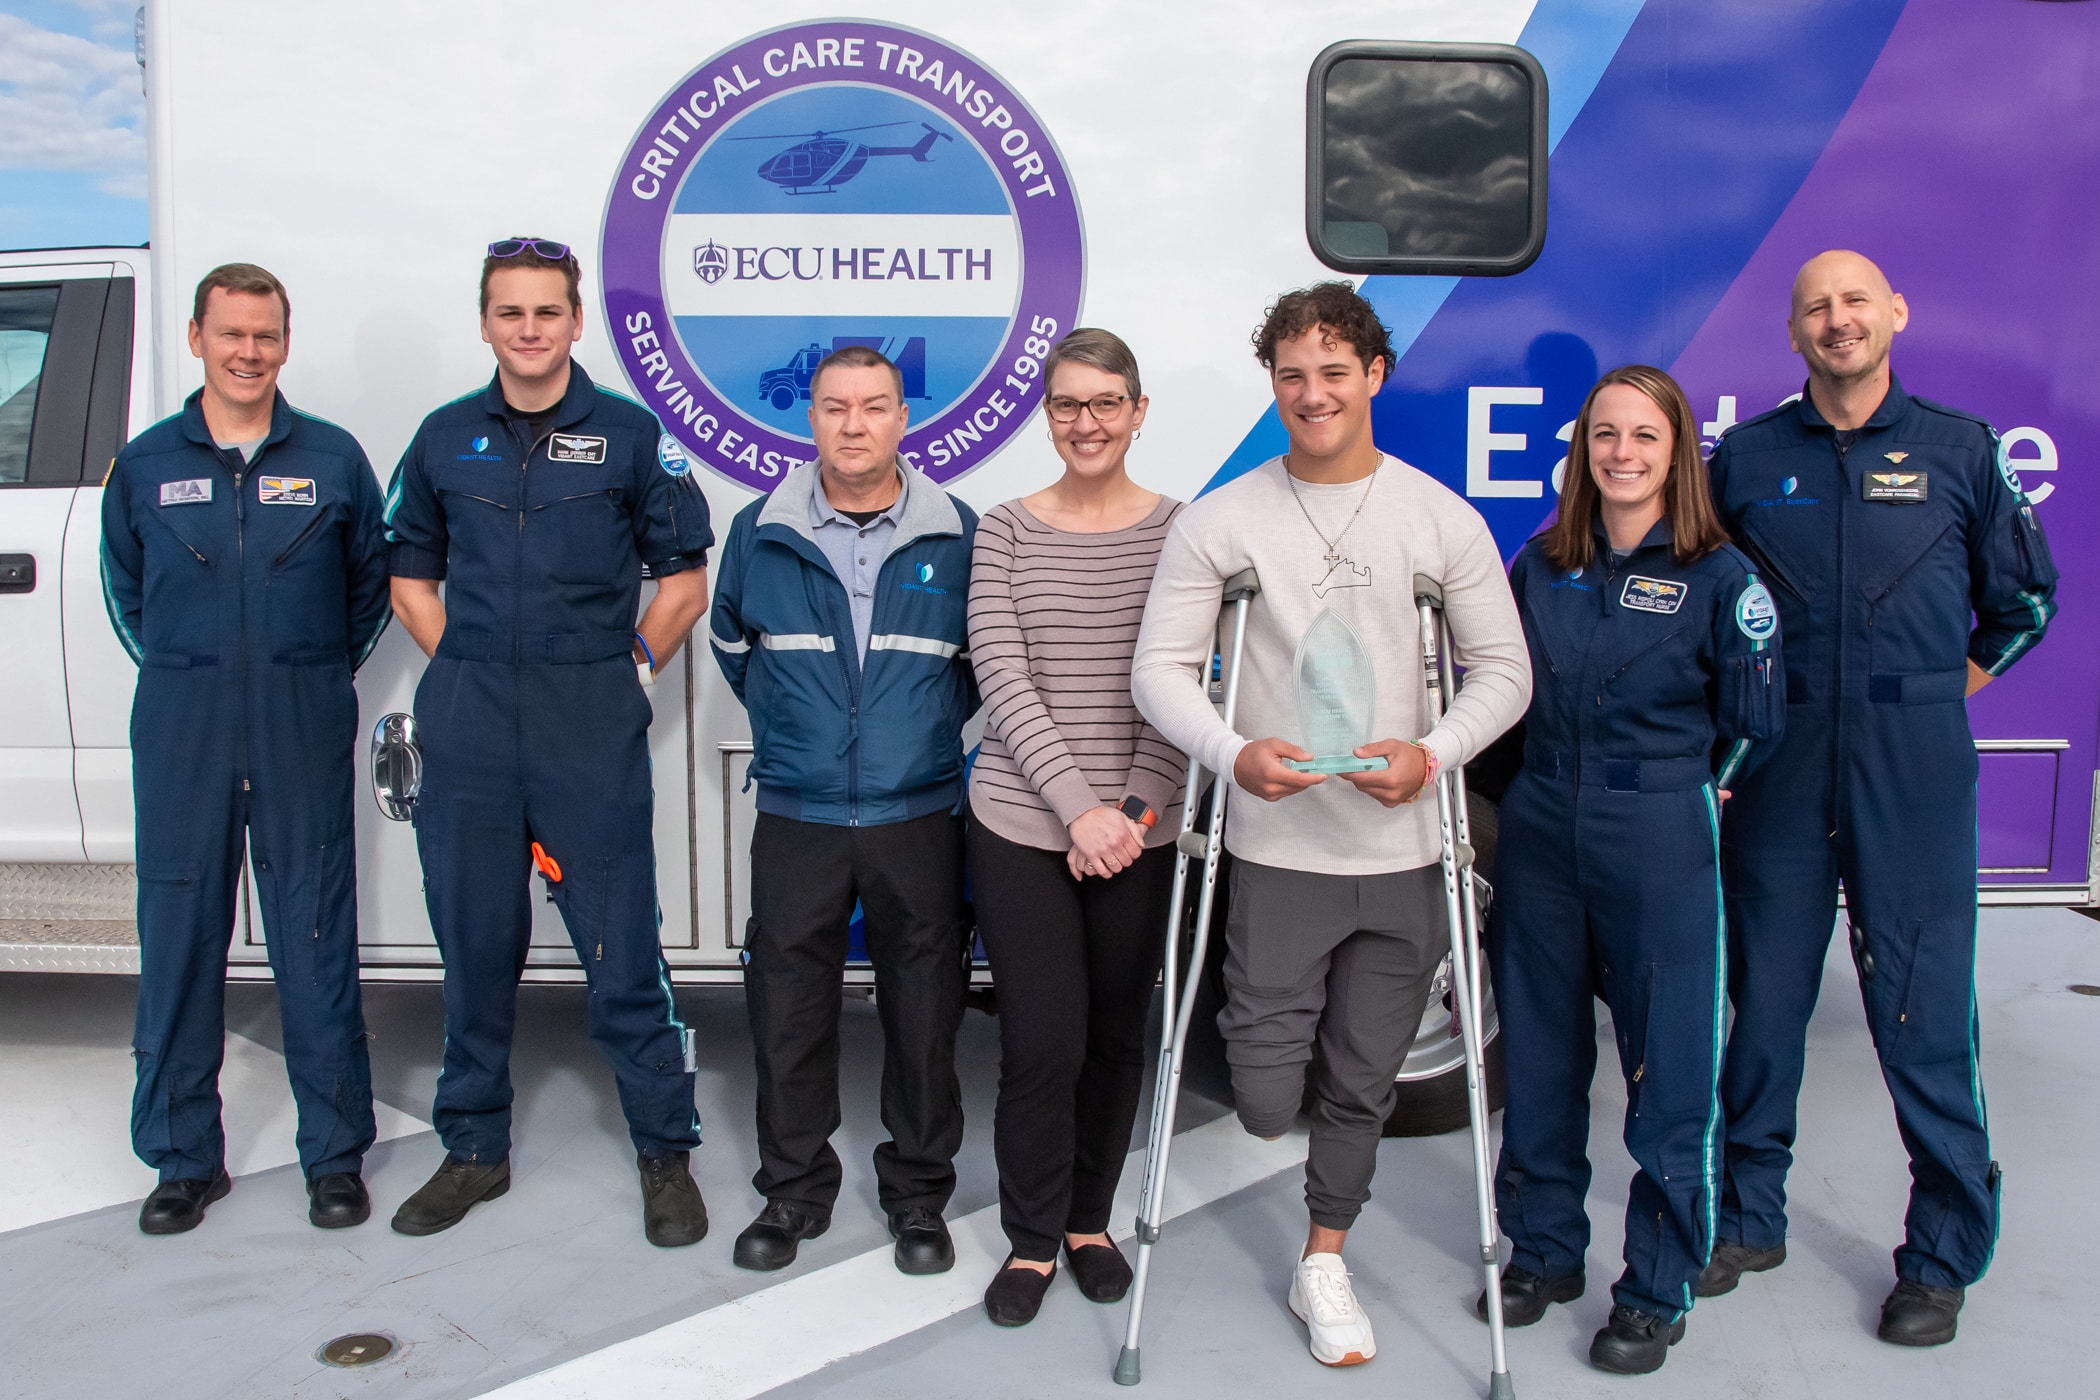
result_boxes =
[1251,282,1396,377]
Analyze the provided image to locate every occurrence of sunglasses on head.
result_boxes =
[486,237,572,261]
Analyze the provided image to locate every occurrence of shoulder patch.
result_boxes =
[657,433,691,478]
[1993,432,2026,497]
[1735,577,1777,643]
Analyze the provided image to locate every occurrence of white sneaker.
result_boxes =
[1288,1251,1376,1366]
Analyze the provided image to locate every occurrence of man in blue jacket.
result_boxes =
[1703,250,2057,1346]
[385,239,713,1246]
[709,344,978,1276]
[102,263,390,1235]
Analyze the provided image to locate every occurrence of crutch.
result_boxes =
[1114,567,1259,1387]
[1416,574,1515,1400]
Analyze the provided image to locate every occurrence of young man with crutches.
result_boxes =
[1130,283,1530,1368]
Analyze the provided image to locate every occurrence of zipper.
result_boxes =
[1833,431,1852,839]
[233,457,250,794]
[270,509,330,569]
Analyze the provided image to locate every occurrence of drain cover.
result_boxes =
[318,1333,395,1368]
[2070,984,2100,998]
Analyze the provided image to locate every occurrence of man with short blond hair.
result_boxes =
[103,263,390,1235]
[709,345,978,1277]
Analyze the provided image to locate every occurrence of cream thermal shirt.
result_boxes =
[1130,455,1531,876]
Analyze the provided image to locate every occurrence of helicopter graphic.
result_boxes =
[733,120,954,195]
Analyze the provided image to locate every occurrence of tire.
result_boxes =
[1384,791,1505,1137]
[768,385,796,411]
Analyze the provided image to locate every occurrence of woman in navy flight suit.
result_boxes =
[1480,366,1785,1376]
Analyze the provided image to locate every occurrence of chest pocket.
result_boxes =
[1737,517,1819,605]
[531,464,630,584]
[1597,619,1694,695]
[1857,499,1965,675]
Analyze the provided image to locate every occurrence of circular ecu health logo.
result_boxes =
[602,21,1085,492]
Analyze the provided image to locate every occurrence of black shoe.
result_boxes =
[390,1155,510,1236]
[890,1206,955,1275]
[138,1169,232,1235]
[1589,1305,1686,1375]
[1475,1264,1584,1327]
[637,1151,708,1248]
[985,1256,1057,1326]
[1696,1240,1786,1297]
[732,1200,828,1271]
[307,1172,370,1229]
[1062,1240,1133,1304]
[1878,1279,1964,1347]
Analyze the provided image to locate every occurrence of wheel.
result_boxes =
[769,384,796,411]
[1384,791,1504,1137]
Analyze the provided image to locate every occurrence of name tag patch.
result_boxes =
[159,478,212,507]
[1619,575,1686,614]
[548,433,608,464]
[1863,470,1929,503]
[257,476,316,505]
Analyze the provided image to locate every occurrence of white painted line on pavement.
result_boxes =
[482,1114,1310,1400]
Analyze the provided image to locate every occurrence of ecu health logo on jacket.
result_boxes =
[600,19,1084,494]
[1620,575,1686,614]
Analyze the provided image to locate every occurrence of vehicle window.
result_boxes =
[0,286,62,485]
[1308,44,1548,277]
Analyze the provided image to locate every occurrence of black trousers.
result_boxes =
[746,810,971,1219]
[967,809,1176,1260]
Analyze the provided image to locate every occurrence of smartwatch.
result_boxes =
[1117,794,1158,829]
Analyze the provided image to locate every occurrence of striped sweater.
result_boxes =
[966,497,1187,852]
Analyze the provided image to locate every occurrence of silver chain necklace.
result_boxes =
[1284,454,1379,565]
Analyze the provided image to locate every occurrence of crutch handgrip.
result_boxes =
[1222,568,1260,603]
[1176,830,1211,860]
[1413,573,1444,608]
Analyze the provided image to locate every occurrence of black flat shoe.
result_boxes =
[890,1206,955,1275]
[390,1155,510,1236]
[1589,1305,1686,1375]
[638,1151,708,1247]
[139,1169,232,1235]
[1696,1240,1786,1297]
[733,1200,828,1271]
[985,1256,1056,1326]
[1062,1240,1132,1303]
[1475,1264,1584,1327]
[1878,1279,1963,1347]
[307,1171,370,1229]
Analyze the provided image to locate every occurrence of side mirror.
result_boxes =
[371,712,422,821]
[1307,40,1549,277]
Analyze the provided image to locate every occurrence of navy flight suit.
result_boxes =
[1709,380,2057,1291]
[385,365,712,1162]
[1490,520,1784,1320]
[102,390,390,1183]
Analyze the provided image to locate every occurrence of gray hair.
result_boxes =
[1043,327,1141,400]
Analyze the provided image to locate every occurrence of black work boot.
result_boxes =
[1696,1240,1786,1296]
[1476,1264,1585,1327]
[637,1151,708,1247]
[733,1199,829,1271]
[890,1206,956,1275]
[138,1168,232,1235]
[390,1155,510,1236]
[1878,1279,1964,1346]
[307,1171,371,1229]
[1589,1305,1686,1375]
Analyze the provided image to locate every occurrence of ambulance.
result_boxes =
[1,0,2092,1136]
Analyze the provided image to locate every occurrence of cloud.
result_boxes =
[0,12,146,199]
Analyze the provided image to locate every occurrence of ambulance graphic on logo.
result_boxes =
[602,21,1085,492]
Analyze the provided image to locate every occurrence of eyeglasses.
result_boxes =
[1045,393,1132,423]
[487,237,572,261]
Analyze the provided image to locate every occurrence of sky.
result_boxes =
[0,0,149,250]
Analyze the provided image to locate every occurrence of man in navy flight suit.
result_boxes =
[385,239,713,1246]
[1703,250,2057,1345]
[103,263,390,1235]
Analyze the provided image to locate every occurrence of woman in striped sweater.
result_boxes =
[967,329,1185,1327]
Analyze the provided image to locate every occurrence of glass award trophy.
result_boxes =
[1283,608,1389,774]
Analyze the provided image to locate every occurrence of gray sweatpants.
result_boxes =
[1217,858,1445,1230]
